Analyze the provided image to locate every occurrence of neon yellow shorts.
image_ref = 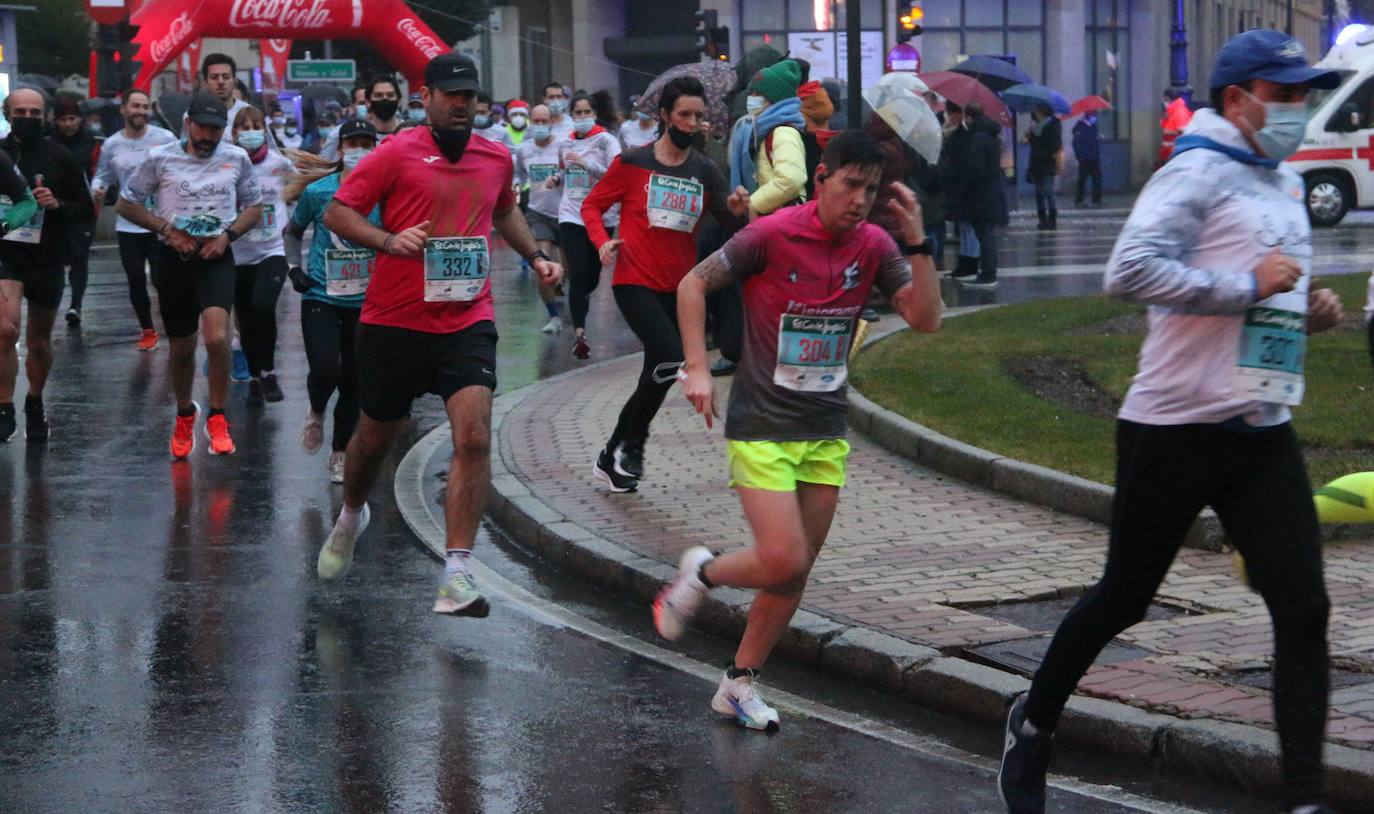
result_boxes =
[727,439,851,492]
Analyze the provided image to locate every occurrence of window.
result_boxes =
[1326,75,1374,133]
[1086,0,1130,141]
[913,1,1045,79]
[742,0,786,30]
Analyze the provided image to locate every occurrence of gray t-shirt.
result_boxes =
[92,126,178,233]
[121,140,262,239]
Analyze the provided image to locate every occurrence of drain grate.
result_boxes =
[1226,667,1372,693]
[965,635,1154,678]
[975,596,1193,634]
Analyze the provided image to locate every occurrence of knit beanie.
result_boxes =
[53,94,82,119]
[749,59,802,104]
[798,81,833,130]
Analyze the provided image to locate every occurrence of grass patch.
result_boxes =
[851,274,1374,487]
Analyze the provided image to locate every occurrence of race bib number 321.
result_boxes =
[424,236,490,303]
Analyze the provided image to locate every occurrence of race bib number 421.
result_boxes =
[424,236,489,303]
[325,249,373,297]
[774,314,854,393]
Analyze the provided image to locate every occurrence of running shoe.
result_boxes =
[613,438,644,480]
[23,400,48,443]
[572,334,590,360]
[261,373,284,403]
[0,403,15,443]
[231,348,251,382]
[300,412,325,454]
[963,275,999,288]
[205,412,236,455]
[247,379,266,407]
[711,668,781,731]
[170,402,199,459]
[710,357,737,377]
[652,545,714,640]
[541,316,562,334]
[328,450,345,484]
[65,307,80,326]
[593,447,638,492]
[433,567,491,617]
[317,504,370,581]
[137,329,159,352]
[998,692,1053,814]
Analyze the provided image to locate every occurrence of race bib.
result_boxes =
[646,173,704,233]
[173,213,225,239]
[325,248,373,297]
[564,164,591,200]
[1232,303,1306,406]
[528,163,558,185]
[774,314,854,393]
[0,195,42,244]
[424,236,489,302]
[246,203,278,242]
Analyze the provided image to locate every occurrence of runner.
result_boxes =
[50,93,99,328]
[0,87,95,443]
[229,106,293,406]
[580,76,748,491]
[314,52,562,617]
[997,31,1342,814]
[552,92,620,359]
[117,91,264,458]
[543,82,575,140]
[91,89,177,351]
[619,107,658,149]
[513,104,566,334]
[653,130,941,730]
[503,99,530,149]
[321,75,403,160]
[405,92,427,124]
[201,54,251,143]
[283,120,379,483]
[472,92,509,148]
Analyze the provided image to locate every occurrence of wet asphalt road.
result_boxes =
[2,207,1354,812]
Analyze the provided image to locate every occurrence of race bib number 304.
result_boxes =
[424,236,489,303]
[1233,304,1306,406]
[646,173,704,233]
[326,249,373,297]
[774,314,854,393]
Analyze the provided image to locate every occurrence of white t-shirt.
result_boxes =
[556,130,621,227]
[620,120,658,149]
[514,136,564,219]
[92,125,178,233]
[121,140,263,240]
[231,151,293,265]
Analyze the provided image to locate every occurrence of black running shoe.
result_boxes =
[963,274,999,288]
[0,403,15,442]
[593,447,638,492]
[998,693,1052,814]
[261,373,285,403]
[614,438,645,480]
[247,379,266,407]
[65,307,81,326]
[24,401,49,443]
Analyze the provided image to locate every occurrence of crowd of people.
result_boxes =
[0,29,1352,814]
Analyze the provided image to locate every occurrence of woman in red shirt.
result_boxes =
[582,77,749,492]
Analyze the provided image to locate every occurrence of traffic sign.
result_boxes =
[286,59,355,83]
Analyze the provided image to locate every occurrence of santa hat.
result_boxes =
[507,99,530,115]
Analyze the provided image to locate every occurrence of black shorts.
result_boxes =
[356,320,498,422]
[154,246,236,338]
[0,255,63,310]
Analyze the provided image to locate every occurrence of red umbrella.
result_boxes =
[1067,95,1112,119]
[918,71,1011,128]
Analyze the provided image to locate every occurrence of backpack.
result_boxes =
[763,125,823,202]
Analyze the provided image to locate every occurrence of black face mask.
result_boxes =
[431,126,472,163]
[666,125,696,150]
[370,99,399,121]
[10,118,42,144]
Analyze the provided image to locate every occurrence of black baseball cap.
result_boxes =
[424,52,481,93]
[338,119,377,142]
[187,91,227,127]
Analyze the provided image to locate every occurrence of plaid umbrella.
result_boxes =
[919,71,1011,128]
[633,61,737,139]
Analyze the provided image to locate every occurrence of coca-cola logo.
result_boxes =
[229,0,332,30]
[397,17,444,59]
[150,12,195,63]
[266,38,291,55]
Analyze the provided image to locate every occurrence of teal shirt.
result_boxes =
[290,172,381,309]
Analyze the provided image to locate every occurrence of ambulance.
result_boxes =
[1286,24,1374,225]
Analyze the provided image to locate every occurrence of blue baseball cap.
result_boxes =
[1209,29,1342,90]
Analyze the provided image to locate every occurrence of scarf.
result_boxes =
[1170,134,1278,170]
[729,96,806,193]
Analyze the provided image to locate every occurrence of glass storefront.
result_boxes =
[916,0,1046,81]
[1086,0,1131,142]
[739,0,885,93]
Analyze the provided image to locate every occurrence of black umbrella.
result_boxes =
[950,56,1033,93]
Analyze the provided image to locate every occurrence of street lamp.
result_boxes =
[1170,0,1193,105]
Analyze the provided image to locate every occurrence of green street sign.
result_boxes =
[286,60,356,83]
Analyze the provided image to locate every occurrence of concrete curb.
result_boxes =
[395,367,1373,809]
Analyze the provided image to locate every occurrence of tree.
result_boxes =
[290,0,491,82]
[16,0,93,80]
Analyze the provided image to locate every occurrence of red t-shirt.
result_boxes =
[334,127,516,334]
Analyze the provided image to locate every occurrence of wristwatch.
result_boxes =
[526,249,552,265]
[901,239,933,256]
[224,227,241,243]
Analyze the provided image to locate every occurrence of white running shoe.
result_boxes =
[433,567,491,617]
[328,450,345,484]
[541,316,562,334]
[301,411,324,454]
[711,668,781,731]
[653,546,714,640]
[317,504,369,581]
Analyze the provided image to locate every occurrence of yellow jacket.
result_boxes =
[751,125,807,216]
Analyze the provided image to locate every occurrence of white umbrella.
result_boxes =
[862,73,942,163]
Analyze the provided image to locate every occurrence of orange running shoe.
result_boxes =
[170,402,198,459]
[137,329,159,352]
[205,411,235,455]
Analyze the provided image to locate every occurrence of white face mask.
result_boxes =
[572,117,595,135]
[342,147,371,170]
[509,113,528,129]
[746,95,767,116]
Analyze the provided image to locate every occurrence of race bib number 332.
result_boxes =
[424,236,490,303]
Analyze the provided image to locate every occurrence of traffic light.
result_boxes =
[695,9,729,61]
[898,4,924,43]
[711,24,730,61]
[118,18,141,92]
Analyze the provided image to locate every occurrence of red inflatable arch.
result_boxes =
[130,0,450,90]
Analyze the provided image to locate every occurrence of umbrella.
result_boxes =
[918,71,1011,128]
[950,56,1033,92]
[633,61,736,139]
[1001,83,1070,116]
[862,73,941,163]
[1067,95,1112,119]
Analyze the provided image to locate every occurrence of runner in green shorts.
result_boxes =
[653,130,943,730]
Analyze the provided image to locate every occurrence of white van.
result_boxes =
[1286,25,1374,226]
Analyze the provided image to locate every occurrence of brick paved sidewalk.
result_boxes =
[499,352,1374,750]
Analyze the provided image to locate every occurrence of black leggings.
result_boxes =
[607,285,681,451]
[1024,420,1329,808]
[301,300,360,452]
[558,222,603,331]
[117,231,158,330]
[234,256,288,377]
[65,221,94,310]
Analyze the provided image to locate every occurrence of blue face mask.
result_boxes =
[572,117,594,135]
[529,124,551,140]
[342,147,371,170]
[355,104,367,120]
[237,130,265,151]
[474,115,491,129]
[1241,89,1309,161]
[746,95,767,116]
[407,108,426,123]
[548,99,568,116]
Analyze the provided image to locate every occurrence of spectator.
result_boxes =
[1073,111,1103,207]
[727,45,785,121]
[941,102,978,278]
[1026,102,1062,230]
[729,59,806,217]
[950,102,1006,287]
[1159,88,1193,165]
